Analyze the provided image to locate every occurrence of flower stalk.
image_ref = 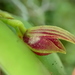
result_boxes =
[0,10,26,38]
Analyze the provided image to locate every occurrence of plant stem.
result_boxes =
[0,17,26,38]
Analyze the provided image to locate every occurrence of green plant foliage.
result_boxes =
[0,20,50,75]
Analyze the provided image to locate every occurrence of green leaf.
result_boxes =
[37,53,67,75]
[0,20,50,75]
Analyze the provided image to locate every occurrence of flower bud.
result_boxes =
[23,26,75,56]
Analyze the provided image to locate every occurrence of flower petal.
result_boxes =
[27,26,75,44]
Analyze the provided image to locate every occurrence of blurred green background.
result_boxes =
[0,0,75,75]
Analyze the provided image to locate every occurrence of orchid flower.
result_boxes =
[23,26,75,55]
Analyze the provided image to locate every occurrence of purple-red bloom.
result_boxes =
[23,26,75,56]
